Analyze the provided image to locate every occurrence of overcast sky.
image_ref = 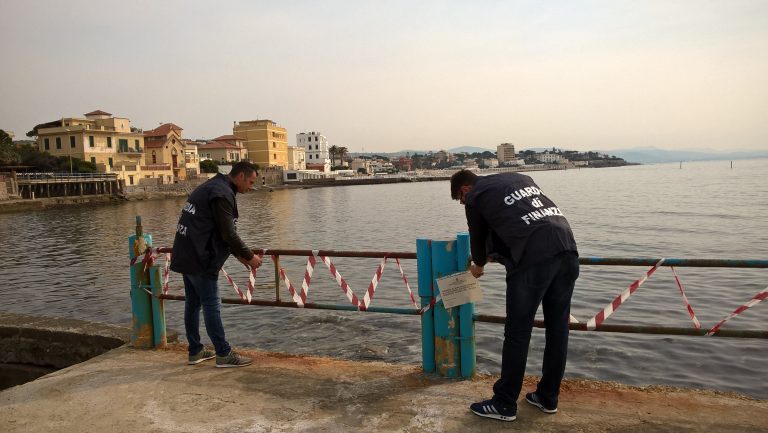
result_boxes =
[1,1,767,153]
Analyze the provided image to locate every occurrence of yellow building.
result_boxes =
[35,110,145,184]
[143,123,188,181]
[233,119,288,169]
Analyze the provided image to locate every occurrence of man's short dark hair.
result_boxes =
[229,161,258,178]
[450,169,478,200]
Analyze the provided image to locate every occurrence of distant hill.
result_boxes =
[602,147,768,164]
[447,146,494,154]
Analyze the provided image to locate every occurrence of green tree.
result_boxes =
[0,129,20,165]
[337,146,348,166]
[329,145,338,168]
[200,159,219,173]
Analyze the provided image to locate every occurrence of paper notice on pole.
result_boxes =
[436,271,482,309]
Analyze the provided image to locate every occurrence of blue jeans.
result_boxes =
[492,252,579,409]
[183,274,231,357]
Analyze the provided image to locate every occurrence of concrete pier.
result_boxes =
[1,343,765,432]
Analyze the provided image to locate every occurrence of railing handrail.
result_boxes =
[152,247,768,268]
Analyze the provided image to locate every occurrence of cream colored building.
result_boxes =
[197,135,249,164]
[287,146,306,170]
[143,123,188,182]
[35,110,146,185]
[181,139,201,178]
[497,143,517,165]
[233,119,288,169]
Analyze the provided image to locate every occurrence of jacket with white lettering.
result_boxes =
[170,173,238,277]
[464,172,577,271]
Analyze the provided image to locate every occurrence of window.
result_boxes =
[316,154,319,159]
[89,136,94,147]
[315,136,318,141]
[272,142,275,148]
[129,175,134,185]
[119,139,128,152]
[56,137,62,149]
[152,151,157,164]
[108,157,113,167]
[107,137,112,148]
[90,157,96,165]
[273,153,277,160]
[134,139,139,150]
[44,138,50,150]
[70,136,76,148]
[309,154,312,160]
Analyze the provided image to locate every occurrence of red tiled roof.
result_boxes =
[212,134,242,141]
[85,109,112,116]
[144,123,183,137]
[197,140,243,150]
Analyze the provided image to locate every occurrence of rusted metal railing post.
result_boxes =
[273,255,281,302]
[148,265,167,348]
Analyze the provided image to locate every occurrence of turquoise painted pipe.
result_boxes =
[129,216,154,349]
[456,232,476,378]
[416,238,435,374]
[430,239,460,378]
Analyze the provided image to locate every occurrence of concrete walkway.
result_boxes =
[1,344,765,433]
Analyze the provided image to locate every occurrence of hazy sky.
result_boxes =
[1,1,767,152]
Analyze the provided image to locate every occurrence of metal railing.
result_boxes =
[147,246,767,339]
[15,172,118,182]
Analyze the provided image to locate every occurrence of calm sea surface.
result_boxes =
[1,159,766,398]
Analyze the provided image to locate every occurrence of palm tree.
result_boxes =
[338,146,348,167]
[329,145,338,168]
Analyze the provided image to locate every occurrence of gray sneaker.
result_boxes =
[188,348,216,365]
[216,351,253,368]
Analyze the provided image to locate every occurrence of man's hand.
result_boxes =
[238,254,263,269]
[470,263,484,278]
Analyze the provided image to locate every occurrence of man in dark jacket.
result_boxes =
[451,169,579,422]
[171,161,263,367]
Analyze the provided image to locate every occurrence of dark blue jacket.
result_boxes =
[170,174,238,277]
[465,172,577,270]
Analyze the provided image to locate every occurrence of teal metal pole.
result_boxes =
[431,239,460,378]
[149,265,167,348]
[416,238,435,374]
[128,216,154,349]
[456,232,476,378]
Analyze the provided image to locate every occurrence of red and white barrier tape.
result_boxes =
[587,258,666,330]
[359,256,387,311]
[706,285,768,336]
[162,253,171,295]
[394,258,439,314]
[670,266,700,329]
[320,256,361,308]
[246,252,265,301]
[275,251,318,307]
[221,266,249,302]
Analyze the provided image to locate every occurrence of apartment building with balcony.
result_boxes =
[287,145,306,170]
[497,142,517,165]
[197,135,249,164]
[297,131,331,172]
[233,119,288,169]
[35,110,146,184]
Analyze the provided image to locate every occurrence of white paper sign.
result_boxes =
[436,271,483,309]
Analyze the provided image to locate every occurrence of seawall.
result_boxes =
[0,322,765,432]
